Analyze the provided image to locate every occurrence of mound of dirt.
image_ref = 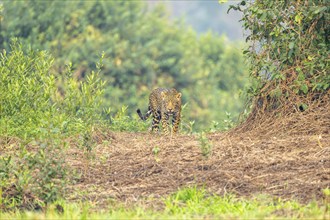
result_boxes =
[67,129,329,208]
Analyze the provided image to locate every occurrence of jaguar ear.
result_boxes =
[177,93,182,100]
[161,91,166,100]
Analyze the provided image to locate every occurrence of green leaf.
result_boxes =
[300,84,308,94]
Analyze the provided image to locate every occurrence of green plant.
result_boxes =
[29,141,68,204]
[0,139,68,210]
[323,188,330,197]
[152,146,160,162]
[323,188,330,218]
[0,39,56,139]
[0,40,106,139]
[187,121,196,134]
[197,132,212,159]
[208,121,220,132]
[152,146,160,156]
[223,112,235,131]
[108,106,148,132]
[0,40,107,210]
[164,186,206,213]
[61,52,106,127]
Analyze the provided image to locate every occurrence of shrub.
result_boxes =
[0,40,106,210]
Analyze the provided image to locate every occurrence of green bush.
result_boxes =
[0,141,67,210]
[230,0,329,110]
[0,40,106,139]
[0,40,56,138]
[0,40,106,210]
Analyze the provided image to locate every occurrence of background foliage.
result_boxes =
[0,0,248,131]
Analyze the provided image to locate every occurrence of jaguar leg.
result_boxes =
[151,111,161,132]
[172,112,181,133]
[162,112,170,135]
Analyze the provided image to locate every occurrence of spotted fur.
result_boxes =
[137,88,182,135]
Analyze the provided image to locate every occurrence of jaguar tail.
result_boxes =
[137,107,152,121]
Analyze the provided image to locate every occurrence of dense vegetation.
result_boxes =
[0,40,107,209]
[0,1,248,131]
[230,0,329,114]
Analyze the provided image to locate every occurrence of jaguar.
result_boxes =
[137,88,182,135]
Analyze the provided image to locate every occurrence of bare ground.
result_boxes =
[66,130,330,208]
[66,95,330,208]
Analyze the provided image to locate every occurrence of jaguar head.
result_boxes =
[161,91,182,114]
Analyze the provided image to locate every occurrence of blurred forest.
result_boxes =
[148,0,244,40]
[0,1,248,131]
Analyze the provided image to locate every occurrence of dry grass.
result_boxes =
[66,99,329,208]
